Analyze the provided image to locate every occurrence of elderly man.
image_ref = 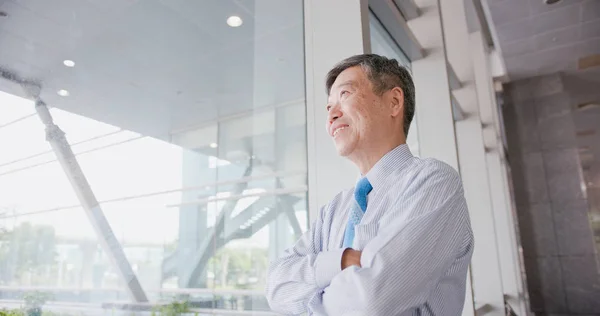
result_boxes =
[266,54,474,315]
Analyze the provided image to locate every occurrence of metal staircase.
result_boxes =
[161,163,303,287]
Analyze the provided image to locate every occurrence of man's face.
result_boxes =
[325,66,390,157]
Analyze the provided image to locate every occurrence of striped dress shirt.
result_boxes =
[266,144,474,315]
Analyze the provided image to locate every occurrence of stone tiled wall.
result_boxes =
[502,73,600,315]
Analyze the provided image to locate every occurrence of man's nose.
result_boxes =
[328,105,342,124]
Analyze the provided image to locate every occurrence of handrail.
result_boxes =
[0,135,145,177]
[0,113,36,129]
[0,170,306,219]
[0,299,279,316]
[0,286,265,296]
[166,186,308,207]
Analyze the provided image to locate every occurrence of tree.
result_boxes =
[0,222,57,284]
[207,247,268,289]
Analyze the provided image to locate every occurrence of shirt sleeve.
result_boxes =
[316,161,474,316]
[265,202,348,315]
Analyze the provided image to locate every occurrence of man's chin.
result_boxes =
[335,144,352,157]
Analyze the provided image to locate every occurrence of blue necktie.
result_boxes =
[342,177,373,248]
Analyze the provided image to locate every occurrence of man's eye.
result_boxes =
[340,90,349,97]
[326,105,332,111]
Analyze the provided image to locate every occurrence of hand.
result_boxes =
[341,248,362,270]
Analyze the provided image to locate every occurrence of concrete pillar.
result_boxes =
[304,0,369,221]
[34,102,148,302]
[437,0,514,313]
[407,4,460,169]
[407,1,471,314]
[471,31,527,315]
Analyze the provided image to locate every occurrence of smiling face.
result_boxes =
[326,66,403,164]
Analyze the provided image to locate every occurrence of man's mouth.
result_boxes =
[333,126,348,137]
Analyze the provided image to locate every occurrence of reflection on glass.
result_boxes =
[0,0,305,314]
[369,11,419,156]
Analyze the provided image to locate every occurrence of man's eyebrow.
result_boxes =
[334,80,357,90]
[328,80,357,99]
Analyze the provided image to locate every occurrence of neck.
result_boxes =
[350,137,406,175]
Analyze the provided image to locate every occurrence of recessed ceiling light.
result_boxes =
[57,89,70,97]
[226,16,243,27]
[209,143,218,148]
[544,0,562,4]
[63,60,75,67]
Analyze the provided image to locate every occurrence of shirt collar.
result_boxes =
[364,144,413,190]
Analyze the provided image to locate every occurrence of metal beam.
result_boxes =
[34,102,148,302]
[177,163,253,287]
[0,66,148,302]
[283,201,302,239]
[179,196,279,287]
[171,171,304,287]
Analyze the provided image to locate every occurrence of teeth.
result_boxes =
[333,126,346,137]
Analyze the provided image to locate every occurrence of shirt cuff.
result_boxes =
[314,248,346,288]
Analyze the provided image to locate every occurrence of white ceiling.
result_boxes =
[0,0,305,140]
[486,0,600,80]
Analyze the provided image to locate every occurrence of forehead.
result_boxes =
[331,66,369,90]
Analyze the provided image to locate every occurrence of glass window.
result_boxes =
[0,0,305,314]
[369,12,411,68]
[369,11,419,156]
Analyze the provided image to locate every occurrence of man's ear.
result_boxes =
[389,87,404,118]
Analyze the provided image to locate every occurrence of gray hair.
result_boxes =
[325,54,415,137]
